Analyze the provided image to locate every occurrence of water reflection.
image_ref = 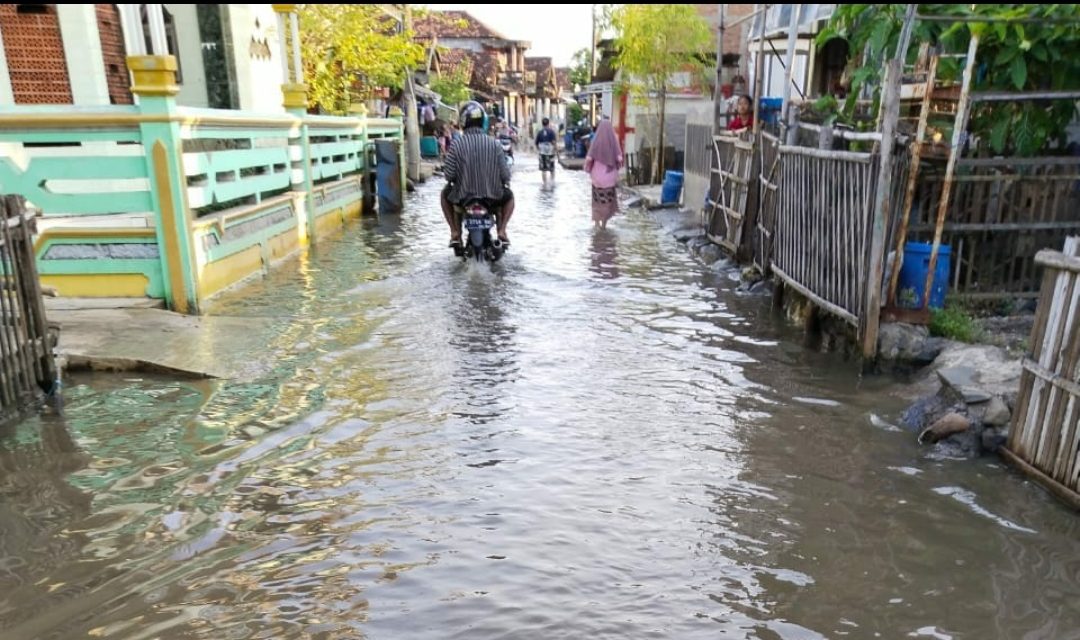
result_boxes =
[2,158,1080,639]
[589,228,621,280]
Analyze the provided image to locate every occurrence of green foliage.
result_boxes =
[816,4,1080,156]
[429,64,471,107]
[569,48,592,88]
[611,4,713,97]
[300,4,425,114]
[812,94,840,127]
[567,101,585,126]
[930,302,982,343]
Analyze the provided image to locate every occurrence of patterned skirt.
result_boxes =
[592,186,618,222]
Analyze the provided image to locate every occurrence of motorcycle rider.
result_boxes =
[535,116,558,183]
[441,102,515,247]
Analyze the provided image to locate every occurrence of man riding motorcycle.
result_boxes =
[441,102,515,248]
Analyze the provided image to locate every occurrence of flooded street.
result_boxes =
[2,156,1080,639]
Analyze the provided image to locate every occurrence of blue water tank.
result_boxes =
[420,136,440,158]
[661,170,684,204]
[897,242,951,309]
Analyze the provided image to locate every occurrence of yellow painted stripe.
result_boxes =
[43,274,149,297]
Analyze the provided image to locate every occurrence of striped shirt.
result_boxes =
[443,128,510,203]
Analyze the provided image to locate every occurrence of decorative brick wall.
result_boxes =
[96,4,131,105]
[0,4,72,104]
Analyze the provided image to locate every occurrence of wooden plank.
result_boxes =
[1036,250,1080,274]
[1000,446,1080,512]
[862,60,903,356]
[778,145,875,163]
[0,198,34,402]
[771,264,859,326]
[957,156,1080,168]
[907,221,1080,233]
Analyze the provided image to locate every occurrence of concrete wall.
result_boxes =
[683,103,713,212]
[226,4,285,113]
[57,5,109,105]
[165,3,209,108]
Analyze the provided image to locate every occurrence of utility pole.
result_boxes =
[590,3,598,125]
[402,3,421,183]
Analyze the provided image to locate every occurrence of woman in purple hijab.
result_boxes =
[583,119,623,229]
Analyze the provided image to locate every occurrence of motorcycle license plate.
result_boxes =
[464,216,492,230]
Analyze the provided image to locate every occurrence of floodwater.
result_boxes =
[2,156,1079,639]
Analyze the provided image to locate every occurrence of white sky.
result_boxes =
[422,4,597,66]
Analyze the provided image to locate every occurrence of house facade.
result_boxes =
[0,4,285,112]
[413,10,532,126]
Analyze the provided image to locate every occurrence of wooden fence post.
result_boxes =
[861,58,902,358]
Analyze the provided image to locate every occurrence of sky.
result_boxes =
[423,4,597,67]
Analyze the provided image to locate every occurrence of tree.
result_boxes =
[612,4,713,182]
[299,4,425,114]
[818,4,1080,156]
[567,101,585,127]
[429,65,471,107]
[569,48,591,88]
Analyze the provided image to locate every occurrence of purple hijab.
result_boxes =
[587,120,623,170]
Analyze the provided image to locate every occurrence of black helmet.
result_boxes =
[542,117,550,126]
[460,101,485,130]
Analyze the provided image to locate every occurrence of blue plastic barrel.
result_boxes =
[897,242,951,309]
[661,170,684,204]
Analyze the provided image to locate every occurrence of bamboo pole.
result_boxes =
[887,55,940,306]
[922,34,979,310]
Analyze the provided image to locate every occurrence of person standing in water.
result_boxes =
[584,119,623,229]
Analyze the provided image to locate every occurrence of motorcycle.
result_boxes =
[498,134,514,167]
[455,199,505,263]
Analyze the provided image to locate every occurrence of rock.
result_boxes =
[243,425,267,439]
[688,235,711,252]
[625,196,644,209]
[878,323,930,362]
[929,343,1022,399]
[981,395,1011,427]
[741,266,763,283]
[710,257,737,273]
[749,279,774,295]
[981,427,1008,453]
[673,226,705,243]
[919,412,971,445]
[937,366,993,404]
[698,243,723,265]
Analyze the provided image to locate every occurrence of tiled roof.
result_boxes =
[414,10,506,40]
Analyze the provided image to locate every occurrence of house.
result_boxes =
[718,4,756,98]
[413,10,532,126]
[747,4,843,103]
[0,4,286,112]
[525,56,563,129]
[0,4,403,313]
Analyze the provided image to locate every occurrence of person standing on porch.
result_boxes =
[584,119,623,229]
